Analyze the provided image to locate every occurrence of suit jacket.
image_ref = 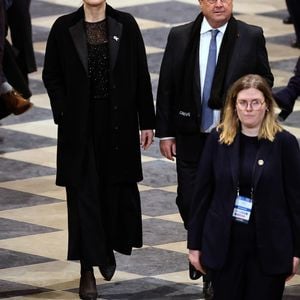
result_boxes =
[155,14,274,162]
[42,5,155,186]
[187,129,300,275]
[273,57,300,119]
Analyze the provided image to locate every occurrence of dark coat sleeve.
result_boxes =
[42,19,66,124]
[155,27,177,138]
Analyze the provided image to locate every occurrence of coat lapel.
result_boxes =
[69,19,88,74]
[107,15,122,71]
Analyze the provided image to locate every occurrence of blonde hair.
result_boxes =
[217,74,282,145]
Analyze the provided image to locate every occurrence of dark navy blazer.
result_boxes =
[188,129,300,275]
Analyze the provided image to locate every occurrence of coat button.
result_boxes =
[114,146,119,151]
[114,125,119,130]
[113,105,118,110]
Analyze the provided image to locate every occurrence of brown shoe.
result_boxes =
[1,90,33,115]
[79,271,98,300]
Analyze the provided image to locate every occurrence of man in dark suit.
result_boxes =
[155,0,273,296]
[274,56,300,120]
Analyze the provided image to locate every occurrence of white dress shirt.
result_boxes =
[200,17,228,132]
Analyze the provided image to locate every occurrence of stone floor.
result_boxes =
[0,0,300,299]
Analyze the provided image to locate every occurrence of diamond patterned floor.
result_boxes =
[0,0,299,299]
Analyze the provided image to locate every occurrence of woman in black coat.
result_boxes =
[42,1,155,299]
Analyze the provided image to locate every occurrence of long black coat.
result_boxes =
[43,5,155,187]
[188,129,300,275]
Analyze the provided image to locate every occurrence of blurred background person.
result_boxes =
[285,0,300,48]
[6,0,36,83]
[274,56,300,121]
[0,0,32,119]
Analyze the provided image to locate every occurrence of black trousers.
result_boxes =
[176,133,210,283]
[7,0,36,79]
[211,222,287,300]
[176,133,208,228]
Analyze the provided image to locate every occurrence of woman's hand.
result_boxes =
[140,129,154,150]
[188,249,206,275]
[286,256,300,281]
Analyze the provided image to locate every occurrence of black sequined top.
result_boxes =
[85,20,109,100]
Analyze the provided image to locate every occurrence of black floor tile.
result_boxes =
[115,247,187,276]
[141,189,177,217]
[142,160,177,187]
[0,129,55,154]
[0,218,60,240]
[94,277,201,299]
[0,249,54,269]
[30,1,75,18]
[0,158,56,182]
[143,218,186,246]
[0,187,62,211]
[121,1,199,25]
[0,279,51,299]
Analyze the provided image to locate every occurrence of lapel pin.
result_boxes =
[258,159,264,166]
[113,36,119,42]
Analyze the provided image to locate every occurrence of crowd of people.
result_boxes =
[2,0,300,299]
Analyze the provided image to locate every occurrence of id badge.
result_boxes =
[232,195,253,224]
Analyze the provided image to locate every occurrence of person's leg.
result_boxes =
[66,186,98,300]
[7,0,36,79]
[286,0,300,47]
[176,158,198,228]
[211,260,245,300]
[244,255,286,300]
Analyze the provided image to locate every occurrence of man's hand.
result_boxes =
[159,139,176,161]
[188,249,206,275]
[140,130,154,150]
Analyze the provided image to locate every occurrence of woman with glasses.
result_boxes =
[188,74,300,299]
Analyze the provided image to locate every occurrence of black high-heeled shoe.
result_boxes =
[79,271,98,300]
[99,251,116,281]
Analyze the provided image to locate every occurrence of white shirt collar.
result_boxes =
[200,17,228,35]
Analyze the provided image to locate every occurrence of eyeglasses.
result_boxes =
[206,0,230,4]
[236,99,265,110]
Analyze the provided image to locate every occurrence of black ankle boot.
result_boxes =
[79,271,98,300]
[99,251,116,281]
